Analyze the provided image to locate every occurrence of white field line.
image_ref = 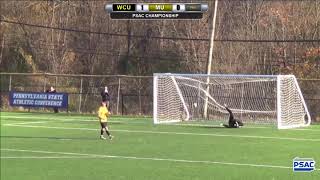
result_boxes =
[4,121,48,125]
[0,116,98,121]
[1,156,97,159]
[0,148,294,170]
[3,120,113,126]
[3,115,320,131]
[4,124,320,142]
[2,118,268,129]
[3,120,266,129]
[3,115,319,131]
[1,115,145,121]
[286,128,320,132]
[1,115,146,125]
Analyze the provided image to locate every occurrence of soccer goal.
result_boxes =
[153,73,311,129]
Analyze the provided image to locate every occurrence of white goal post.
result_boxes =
[153,73,311,129]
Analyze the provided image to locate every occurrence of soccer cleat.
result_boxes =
[109,135,114,140]
[100,135,106,140]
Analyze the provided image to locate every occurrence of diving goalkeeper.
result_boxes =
[222,105,244,128]
[98,101,113,140]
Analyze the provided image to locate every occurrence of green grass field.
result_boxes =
[1,111,319,180]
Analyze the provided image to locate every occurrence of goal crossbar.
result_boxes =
[153,73,311,129]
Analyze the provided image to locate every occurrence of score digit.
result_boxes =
[137,4,149,12]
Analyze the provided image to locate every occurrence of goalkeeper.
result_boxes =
[222,105,244,128]
[98,101,113,140]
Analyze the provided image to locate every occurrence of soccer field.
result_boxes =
[1,112,319,180]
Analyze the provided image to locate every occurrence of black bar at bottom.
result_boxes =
[110,13,203,19]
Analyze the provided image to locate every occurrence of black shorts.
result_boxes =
[100,122,108,128]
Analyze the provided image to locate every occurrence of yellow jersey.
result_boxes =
[98,106,110,122]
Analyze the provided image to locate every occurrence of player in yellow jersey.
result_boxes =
[98,101,113,140]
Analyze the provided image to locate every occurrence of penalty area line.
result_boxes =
[1,115,147,125]
[1,156,97,159]
[3,115,318,131]
[0,148,293,170]
[4,121,48,126]
[4,124,320,142]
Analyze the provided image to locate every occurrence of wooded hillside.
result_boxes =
[1,0,319,77]
[0,0,319,119]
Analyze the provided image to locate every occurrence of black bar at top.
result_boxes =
[112,4,136,12]
[110,13,203,19]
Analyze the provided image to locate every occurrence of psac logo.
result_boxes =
[293,157,316,172]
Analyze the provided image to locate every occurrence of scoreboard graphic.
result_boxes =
[105,3,208,19]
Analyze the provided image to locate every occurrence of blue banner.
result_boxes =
[9,91,68,108]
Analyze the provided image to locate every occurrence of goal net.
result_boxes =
[153,73,311,129]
